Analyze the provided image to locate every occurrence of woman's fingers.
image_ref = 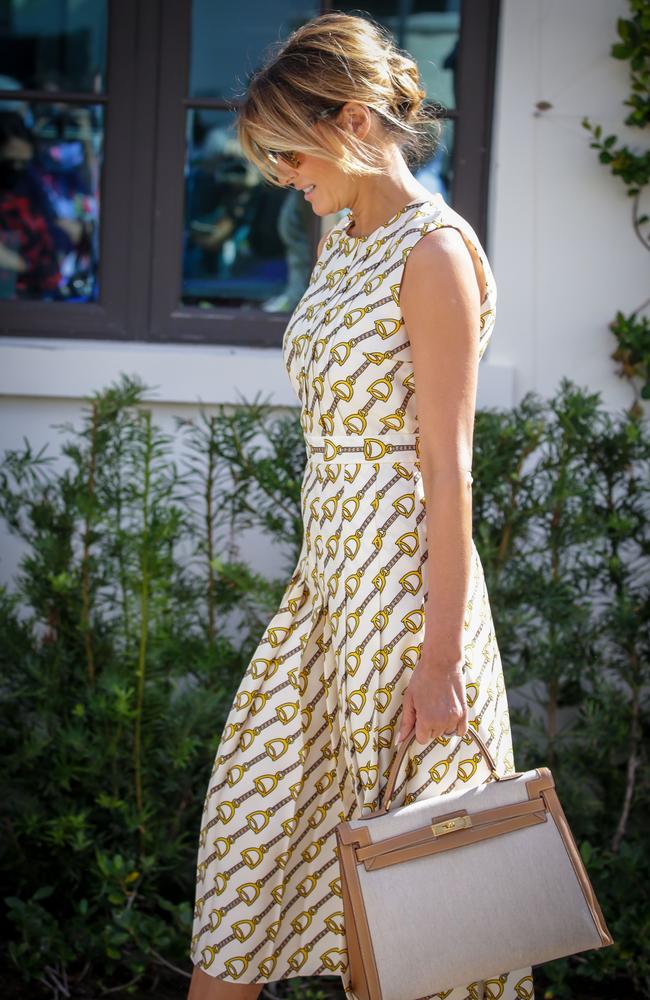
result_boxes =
[455,704,469,737]
[397,686,417,743]
[398,659,470,745]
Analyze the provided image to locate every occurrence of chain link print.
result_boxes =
[190,196,534,1000]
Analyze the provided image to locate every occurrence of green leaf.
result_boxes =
[32,885,55,901]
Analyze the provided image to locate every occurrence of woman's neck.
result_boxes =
[345,161,432,238]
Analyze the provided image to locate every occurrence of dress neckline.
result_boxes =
[341,193,442,243]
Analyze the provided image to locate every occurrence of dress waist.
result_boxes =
[304,431,420,464]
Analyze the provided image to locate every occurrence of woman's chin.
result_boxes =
[308,197,334,218]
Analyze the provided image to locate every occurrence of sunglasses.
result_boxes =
[266,104,342,173]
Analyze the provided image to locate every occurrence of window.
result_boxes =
[0,0,500,346]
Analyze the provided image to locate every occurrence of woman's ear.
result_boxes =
[338,101,373,141]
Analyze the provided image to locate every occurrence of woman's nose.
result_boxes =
[275,164,299,188]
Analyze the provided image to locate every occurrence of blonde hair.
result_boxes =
[236,11,442,185]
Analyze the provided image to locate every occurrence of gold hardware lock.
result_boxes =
[431,814,472,836]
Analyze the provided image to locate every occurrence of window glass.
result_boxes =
[0,0,107,93]
[183,0,457,315]
[0,102,103,302]
[335,2,460,110]
[414,116,455,202]
[189,0,319,100]
[182,108,313,312]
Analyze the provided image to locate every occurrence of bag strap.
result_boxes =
[379,726,503,814]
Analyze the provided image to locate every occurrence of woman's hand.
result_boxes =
[397,652,469,745]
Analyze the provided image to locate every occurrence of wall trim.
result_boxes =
[0,338,515,410]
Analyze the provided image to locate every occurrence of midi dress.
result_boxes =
[190,195,534,1000]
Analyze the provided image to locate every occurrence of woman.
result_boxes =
[189,13,532,1000]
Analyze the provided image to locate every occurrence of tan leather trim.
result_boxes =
[355,796,547,864]
[335,827,383,999]
[526,767,555,798]
[542,784,614,948]
[337,822,372,847]
[357,811,547,871]
[336,831,370,999]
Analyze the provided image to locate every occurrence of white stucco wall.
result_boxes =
[1,0,647,588]
[489,0,649,411]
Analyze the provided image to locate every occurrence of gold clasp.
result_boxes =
[431,814,472,836]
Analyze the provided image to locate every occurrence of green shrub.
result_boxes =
[0,376,304,998]
[0,375,648,999]
[475,381,650,998]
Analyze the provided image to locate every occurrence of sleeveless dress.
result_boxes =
[190,195,534,1000]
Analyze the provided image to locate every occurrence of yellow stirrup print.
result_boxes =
[191,194,526,1000]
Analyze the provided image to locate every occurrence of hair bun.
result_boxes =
[387,51,426,123]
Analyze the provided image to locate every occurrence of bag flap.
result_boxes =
[339,767,553,846]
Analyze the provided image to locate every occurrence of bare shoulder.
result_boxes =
[402,226,486,305]
[403,228,476,287]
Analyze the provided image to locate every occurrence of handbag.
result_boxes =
[335,725,614,1000]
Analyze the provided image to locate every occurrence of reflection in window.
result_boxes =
[338,1,460,110]
[392,5,460,111]
[189,0,319,101]
[415,117,455,202]
[183,0,459,315]
[182,110,313,311]
[0,104,102,302]
[0,0,106,94]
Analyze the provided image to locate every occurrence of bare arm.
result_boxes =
[396,226,485,744]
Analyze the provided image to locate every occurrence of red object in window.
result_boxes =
[0,191,61,297]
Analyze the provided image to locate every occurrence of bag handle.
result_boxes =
[378,725,503,814]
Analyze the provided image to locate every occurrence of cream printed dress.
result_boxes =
[190,195,534,1000]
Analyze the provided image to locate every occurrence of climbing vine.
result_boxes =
[582,0,650,412]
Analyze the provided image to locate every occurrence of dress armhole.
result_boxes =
[432,223,491,307]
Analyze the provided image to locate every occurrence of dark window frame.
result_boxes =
[0,3,138,340]
[0,0,500,347]
[147,1,317,347]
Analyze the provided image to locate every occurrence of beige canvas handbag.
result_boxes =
[335,726,614,1000]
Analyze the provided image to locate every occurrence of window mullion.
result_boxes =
[148,0,192,340]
